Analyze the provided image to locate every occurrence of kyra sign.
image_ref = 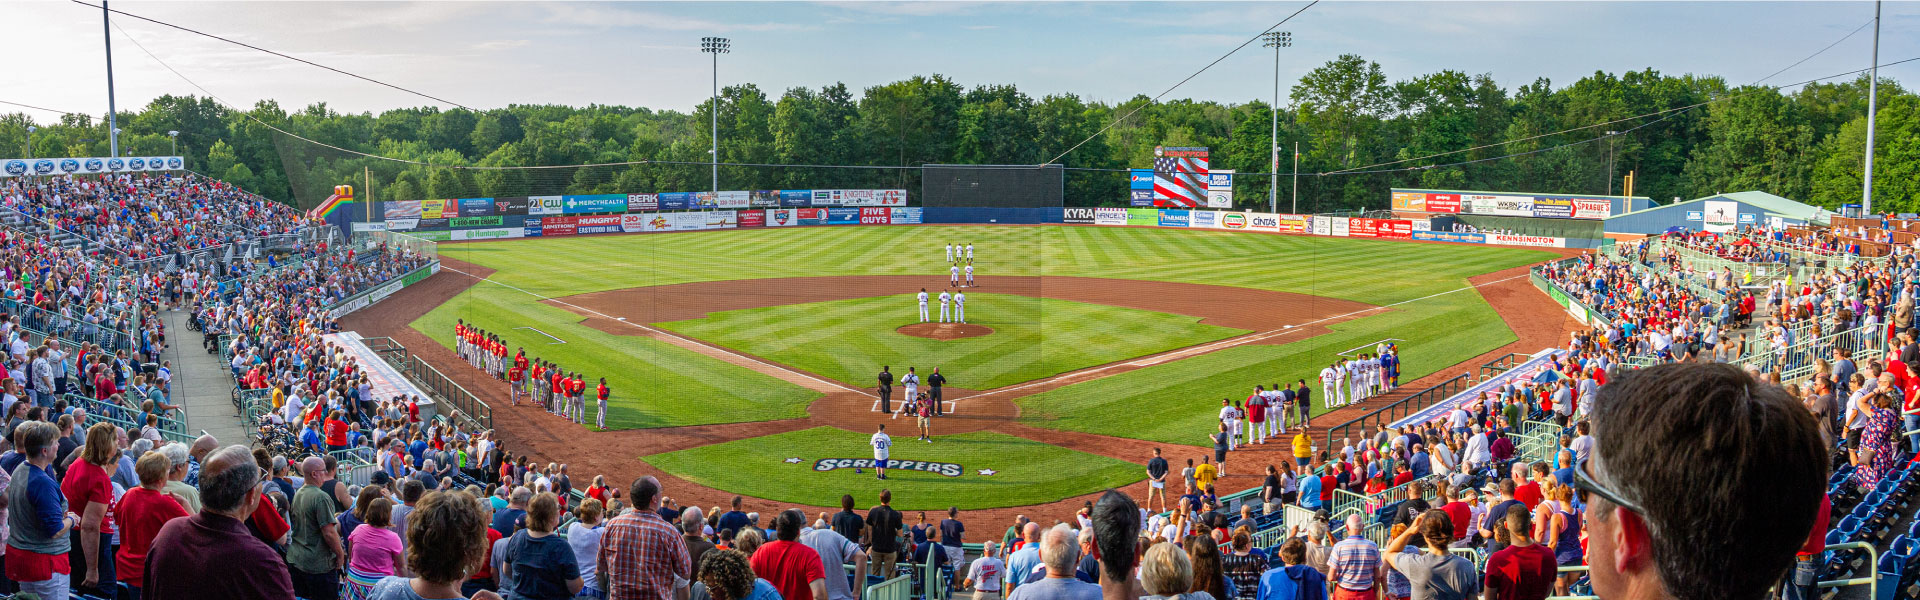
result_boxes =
[811,458,965,477]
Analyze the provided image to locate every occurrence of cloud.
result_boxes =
[474,39,532,51]
[816,2,994,17]
[961,25,999,30]
[536,4,816,32]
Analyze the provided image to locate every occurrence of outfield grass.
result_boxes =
[411,285,820,430]
[643,427,1143,510]
[1015,284,1516,445]
[657,293,1245,390]
[416,226,1555,431]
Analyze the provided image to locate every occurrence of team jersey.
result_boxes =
[955,293,965,305]
[597,384,610,401]
[918,292,929,304]
[871,433,893,458]
[1320,368,1338,385]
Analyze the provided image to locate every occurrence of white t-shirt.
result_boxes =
[968,556,1006,592]
[871,432,892,459]
[567,522,605,585]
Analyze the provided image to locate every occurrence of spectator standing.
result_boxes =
[500,492,584,599]
[1005,522,1043,595]
[867,489,904,579]
[366,490,500,600]
[830,495,863,543]
[598,476,692,600]
[494,486,531,537]
[718,496,752,540]
[1255,539,1325,600]
[289,455,346,600]
[1327,515,1380,600]
[1139,543,1208,600]
[752,509,827,600]
[693,549,781,600]
[802,515,866,600]
[568,499,608,599]
[682,508,716,579]
[7,421,75,599]
[1482,506,1553,600]
[966,540,1006,600]
[144,445,295,600]
[940,507,967,566]
[1382,512,1477,600]
[62,422,118,596]
[113,451,189,600]
[346,498,406,600]
[1005,524,1100,600]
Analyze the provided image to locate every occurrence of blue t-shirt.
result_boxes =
[717,511,753,537]
[503,530,581,600]
[1298,476,1323,510]
[1005,576,1101,600]
[492,508,527,537]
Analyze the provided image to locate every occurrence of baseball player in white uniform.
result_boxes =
[1319,364,1338,410]
[918,288,930,322]
[939,290,953,322]
[870,425,893,480]
[954,291,966,323]
[901,368,920,409]
[946,243,954,263]
[966,243,974,262]
[950,265,960,287]
[1368,354,1382,396]
[1347,358,1363,403]
[1263,387,1284,438]
[964,264,975,287]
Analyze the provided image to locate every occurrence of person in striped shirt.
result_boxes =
[1327,514,1383,600]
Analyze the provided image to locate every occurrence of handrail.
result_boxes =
[63,393,188,434]
[1817,541,1877,598]
[1323,373,1472,450]
[1,298,136,353]
[361,337,493,431]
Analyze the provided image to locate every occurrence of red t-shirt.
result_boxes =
[1440,501,1472,541]
[750,539,825,600]
[61,459,117,536]
[250,491,290,544]
[1393,471,1414,487]
[1319,475,1336,502]
[587,485,611,506]
[1799,493,1831,556]
[1514,481,1543,509]
[472,526,504,582]
[113,485,190,583]
[1484,542,1557,600]
[324,419,349,447]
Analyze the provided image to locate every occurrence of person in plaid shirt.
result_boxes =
[1327,514,1383,600]
[598,476,691,600]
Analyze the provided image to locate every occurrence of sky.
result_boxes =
[1,1,1916,120]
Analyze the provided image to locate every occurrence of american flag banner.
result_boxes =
[1153,149,1209,208]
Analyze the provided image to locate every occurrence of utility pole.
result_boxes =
[1291,141,1300,214]
[103,0,119,158]
[1261,31,1290,214]
[1605,131,1619,196]
[701,37,730,198]
[1863,0,1881,214]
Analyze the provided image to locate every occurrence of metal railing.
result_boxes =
[1323,373,1472,450]
[1477,353,1535,380]
[362,337,493,430]
[64,393,188,434]
[1,298,135,353]
[1726,320,1891,382]
[865,575,913,600]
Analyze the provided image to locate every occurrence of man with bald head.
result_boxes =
[1005,524,1099,600]
[1005,521,1044,595]
[287,456,345,600]
[184,433,218,486]
[145,445,295,600]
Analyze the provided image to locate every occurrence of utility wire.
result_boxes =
[72,0,474,111]
[1040,0,1317,166]
[1324,17,1880,176]
[0,100,83,117]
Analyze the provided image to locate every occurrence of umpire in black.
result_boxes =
[878,366,895,413]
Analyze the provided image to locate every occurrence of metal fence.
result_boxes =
[1322,373,1472,450]
[1726,320,1891,382]
[371,230,440,263]
[362,336,493,430]
[1,298,135,353]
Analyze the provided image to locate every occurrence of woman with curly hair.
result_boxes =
[691,549,782,600]
[366,490,499,600]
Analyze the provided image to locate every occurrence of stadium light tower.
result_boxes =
[24,126,34,159]
[1605,130,1620,196]
[1262,31,1291,214]
[167,130,179,155]
[1863,0,1881,214]
[701,36,730,198]
[103,0,119,158]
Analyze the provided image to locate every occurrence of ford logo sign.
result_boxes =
[167,157,183,169]
[3,161,25,176]
[129,158,146,170]
[59,159,80,173]
[33,160,55,175]
[106,158,124,171]
[84,158,103,171]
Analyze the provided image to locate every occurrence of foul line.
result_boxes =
[440,266,867,395]
[951,273,1532,402]
[515,326,567,345]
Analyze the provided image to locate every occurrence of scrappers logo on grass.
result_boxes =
[811,458,964,477]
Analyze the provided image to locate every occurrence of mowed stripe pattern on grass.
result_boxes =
[657,293,1247,390]
[643,426,1143,511]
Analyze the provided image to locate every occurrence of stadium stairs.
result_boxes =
[165,309,250,445]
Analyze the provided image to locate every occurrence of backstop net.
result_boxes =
[920,164,1064,208]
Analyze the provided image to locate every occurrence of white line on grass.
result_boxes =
[952,272,1532,402]
[440,266,867,395]
[515,326,567,344]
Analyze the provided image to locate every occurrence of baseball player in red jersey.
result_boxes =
[596,378,610,429]
[509,363,524,405]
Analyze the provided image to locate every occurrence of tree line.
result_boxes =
[0,53,1912,213]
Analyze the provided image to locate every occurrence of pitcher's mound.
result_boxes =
[898,323,994,340]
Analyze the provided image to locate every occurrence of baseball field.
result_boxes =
[401,225,1556,510]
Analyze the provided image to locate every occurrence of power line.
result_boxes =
[0,100,83,117]
[1324,18,1882,176]
[72,0,474,111]
[1040,1,1318,166]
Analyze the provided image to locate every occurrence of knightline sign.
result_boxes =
[812,458,964,477]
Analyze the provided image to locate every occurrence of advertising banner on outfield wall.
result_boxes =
[1188,210,1217,228]
[1063,208,1095,224]
[891,207,922,224]
[1130,190,1154,206]
[622,213,664,233]
[386,219,419,231]
[576,215,623,235]
[1217,211,1251,230]
[1246,213,1279,232]
[1158,209,1190,227]
[658,193,694,210]
[452,227,523,241]
[751,191,780,207]
[1347,217,1380,238]
[417,217,450,230]
[779,191,811,207]
[562,194,624,214]
[1127,208,1158,226]
[529,196,564,215]
[1412,231,1485,244]
[1412,220,1432,232]
[627,194,659,212]
[1571,200,1610,219]
[1330,217,1351,237]
[1206,171,1234,208]
[843,190,879,207]
[1130,169,1154,190]
[1463,194,1534,217]
[1311,216,1330,236]
[765,209,798,227]
[384,200,421,220]
[1391,192,1425,211]
[3,155,183,177]
[540,216,578,236]
[457,198,495,217]
[695,191,748,209]
[1381,219,1413,239]
[1276,214,1310,234]
[813,190,845,206]
[1095,208,1129,226]
[450,216,503,229]
[1488,233,1565,248]
[1426,194,1461,213]
[826,208,860,224]
[420,199,447,219]
[796,208,827,226]
[859,207,892,224]
[739,210,766,227]
[494,197,530,215]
